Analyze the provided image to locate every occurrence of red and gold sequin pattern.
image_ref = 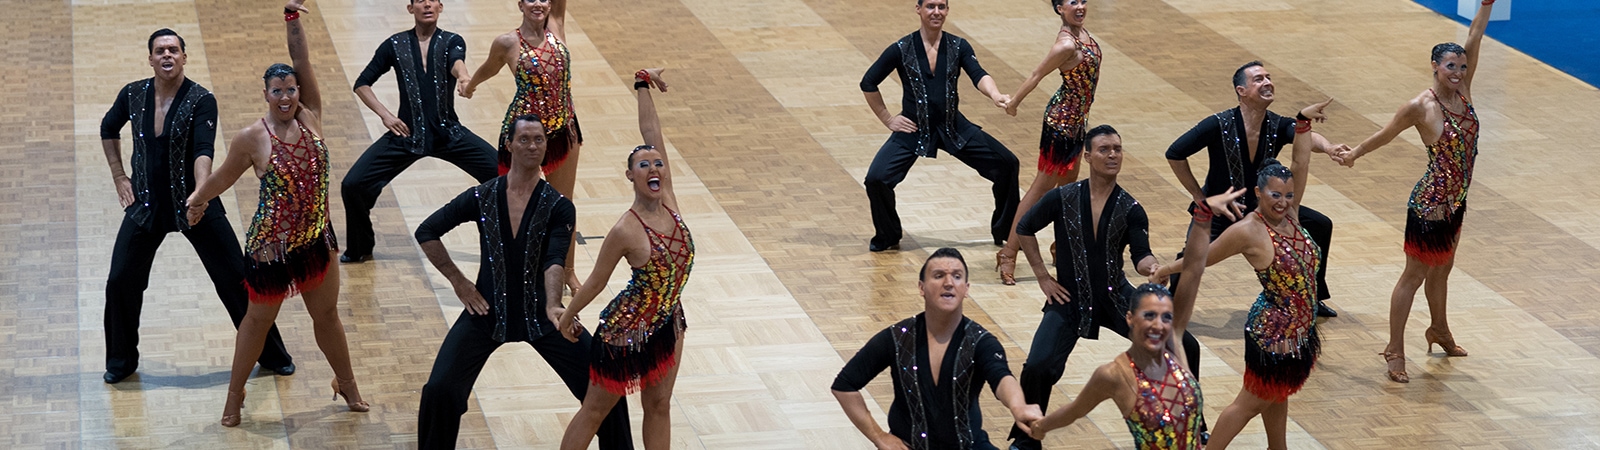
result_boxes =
[498,28,573,150]
[242,119,335,303]
[596,208,693,346]
[1410,89,1478,221]
[1125,351,1205,450]
[1042,31,1101,138]
[1247,212,1320,357]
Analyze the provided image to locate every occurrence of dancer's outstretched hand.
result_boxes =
[639,68,669,92]
[1205,186,1248,222]
[285,0,308,14]
[1300,97,1334,123]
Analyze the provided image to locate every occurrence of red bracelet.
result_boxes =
[1193,201,1214,222]
[285,11,300,22]
[1295,119,1312,134]
[634,69,650,84]
[1481,0,1494,5]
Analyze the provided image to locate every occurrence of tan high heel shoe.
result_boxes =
[220,388,246,427]
[1380,351,1409,383]
[1425,327,1469,356]
[331,377,371,412]
[995,250,1017,285]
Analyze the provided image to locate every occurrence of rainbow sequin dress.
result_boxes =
[243,119,337,304]
[496,28,578,174]
[1242,211,1321,402]
[1405,89,1478,266]
[1037,30,1100,175]
[1125,351,1205,449]
[590,207,693,395]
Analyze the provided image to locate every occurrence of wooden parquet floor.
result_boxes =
[6,0,1600,448]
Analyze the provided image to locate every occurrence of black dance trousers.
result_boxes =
[1173,204,1333,301]
[104,212,292,374]
[864,132,1020,247]
[1008,303,1201,446]
[417,313,633,450]
[341,131,498,257]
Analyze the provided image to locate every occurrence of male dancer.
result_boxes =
[860,0,1020,252]
[100,28,293,384]
[1166,61,1341,317]
[833,248,1042,449]
[414,115,630,450]
[1007,125,1202,450]
[341,0,498,263]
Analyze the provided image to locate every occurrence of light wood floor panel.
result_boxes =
[13,0,1600,448]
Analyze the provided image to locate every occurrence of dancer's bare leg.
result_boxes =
[999,163,1079,282]
[544,141,584,293]
[1204,388,1272,450]
[640,337,685,450]
[558,381,624,450]
[301,254,363,406]
[1263,399,1289,450]
[1385,256,1428,373]
[221,297,284,423]
[1423,257,1454,333]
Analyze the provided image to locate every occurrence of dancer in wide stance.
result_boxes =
[185,0,366,427]
[556,69,682,450]
[1334,0,1495,384]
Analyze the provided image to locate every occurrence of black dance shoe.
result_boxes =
[1316,302,1339,318]
[868,241,900,252]
[339,252,372,263]
[103,370,135,384]
[266,362,296,376]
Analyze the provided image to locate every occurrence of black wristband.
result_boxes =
[634,80,650,90]
[285,7,297,14]
[1296,112,1309,121]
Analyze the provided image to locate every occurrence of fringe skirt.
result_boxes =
[590,306,687,396]
[1404,202,1466,267]
[1242,326,1320,403]
[244,229,337,304]
[1037,126,1084,177]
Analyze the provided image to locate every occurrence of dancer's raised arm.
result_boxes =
[284,0,321,116]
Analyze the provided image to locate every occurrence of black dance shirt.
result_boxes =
[1165,107,1297,209]
[1015,181,1151,338]
[861,31,991,157]
[833,314,1012,449]
[416,178,573,342]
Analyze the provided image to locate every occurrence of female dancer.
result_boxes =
[556,69,684,450]
[1028,188,1245,449]
[186,0,367,427]
[996,0,1101,284]
[460,0,584,291]
[1334,0,1494,383]
[1152,160,1320,449]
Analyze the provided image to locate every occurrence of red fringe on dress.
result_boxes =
[1241,327,1319,403]
[244,232,334,304]
[1403,204,1466,267]
[1037,128,1084,177]
[589,314,683,396]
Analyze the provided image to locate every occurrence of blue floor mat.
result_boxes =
[1412,0,1600,88]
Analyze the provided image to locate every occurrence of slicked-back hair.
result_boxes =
[148,28,186,54]
[1130,283,1173,311]
[1257,157,1293,188]
[1085,124,1119,149]
[1233,60,1265,89]
[512,113,545,141]
[262,63,296,88]
[1431,42,1466,64]
[919,247,969,281]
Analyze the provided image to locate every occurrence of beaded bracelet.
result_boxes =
[285,11,300,22]
[634,69,651,84]
[1194,201,1214,223]
[1295,119,1312,134]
